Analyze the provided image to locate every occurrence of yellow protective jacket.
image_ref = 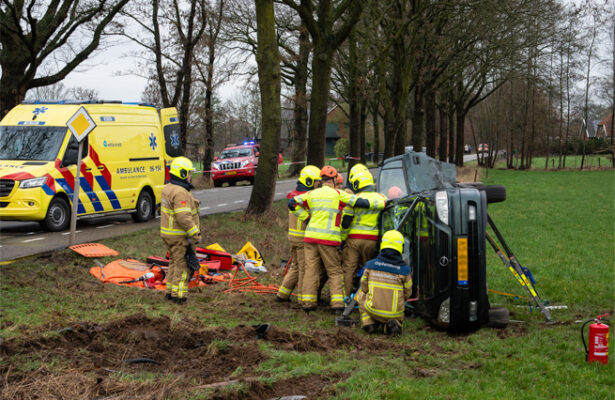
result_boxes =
[360,252,412,319]
[160,183,200,239]
[292,185,362,246]
[287,188,308,243]
[344,191,387,241]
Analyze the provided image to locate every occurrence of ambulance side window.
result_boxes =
[62,136,89,166]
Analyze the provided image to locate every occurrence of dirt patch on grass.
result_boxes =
[212,372,349,400]
[1,314,384,399]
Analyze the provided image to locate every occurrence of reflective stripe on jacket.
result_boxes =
[160,183,200,238]
[346,191,387,240]
[292,185,357,246]
[360,268,412,319]
[287,189,308,242]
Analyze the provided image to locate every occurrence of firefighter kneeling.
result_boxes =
[356,230,412,335]
[160,157,201,304]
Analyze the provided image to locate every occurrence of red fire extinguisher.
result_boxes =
[581,313,610,364]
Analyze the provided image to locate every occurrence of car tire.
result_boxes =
[132,190,154,222]
[487,307,510,328]
[482,185,506,203]
[213,180,222,188]
[229,181,236,187]
[40,197,70,232]
[249,177,255,185]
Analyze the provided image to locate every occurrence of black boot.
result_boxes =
[385,320,402,336]
[275,295,290,303]
[362,324,378,334]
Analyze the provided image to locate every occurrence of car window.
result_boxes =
[0,126,67,161]
[220,148,252,159]
[378,163,408,199]
[404,152,456,193]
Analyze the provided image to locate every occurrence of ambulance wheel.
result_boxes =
[132,190,154,222]
[41,197,70,232]
[213,180,222,187]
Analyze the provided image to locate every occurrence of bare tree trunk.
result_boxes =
[372,101,381,164]
[438,104,447,161]
[246,0,281,215]
[348,30,360,172]
[448,108,455,163]
[455,108,465,167]
[412,85,425,152]
[425,85,436,157]
[360,99,367,164]
[287,26,310,176]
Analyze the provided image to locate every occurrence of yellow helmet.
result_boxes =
[350,169,374,191]
[170,156,195,179]
[348,163,368,183]
[298,165,321,188]
[380,230,404,254]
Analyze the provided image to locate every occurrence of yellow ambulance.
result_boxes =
[0,101,183,231]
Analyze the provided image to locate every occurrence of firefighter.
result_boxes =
[356,230,412,336]
[276,165,322,302]
[341,169,388,296]
[160,157,201,304]
[289,165,371,312]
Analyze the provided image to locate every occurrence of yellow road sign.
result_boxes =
[67,106,96,142]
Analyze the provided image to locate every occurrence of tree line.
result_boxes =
[1,0,614,214]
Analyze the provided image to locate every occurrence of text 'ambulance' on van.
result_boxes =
[0,101,183,231]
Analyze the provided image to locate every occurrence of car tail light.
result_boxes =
[457,237,468,286]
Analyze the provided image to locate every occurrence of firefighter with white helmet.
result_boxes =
[341,168,387,296]
[160,156,201,304]
[276,165,323,302]
[356,230,412,335]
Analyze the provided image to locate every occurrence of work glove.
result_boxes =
[192,233,202,246]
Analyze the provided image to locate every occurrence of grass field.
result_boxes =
[1,169,614,399]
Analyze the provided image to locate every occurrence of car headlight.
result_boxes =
[437,297,450,325]
[435,190,449,225]
[19,177,47,188]
[240,160,252,168]
[212,163,219,170]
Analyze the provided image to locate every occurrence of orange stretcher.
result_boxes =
[89,259,222,290]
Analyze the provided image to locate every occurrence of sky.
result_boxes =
[60,38,240,103]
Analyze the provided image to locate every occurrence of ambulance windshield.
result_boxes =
[0,126,67,161]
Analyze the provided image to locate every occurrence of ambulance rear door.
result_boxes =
[159,108,181,182]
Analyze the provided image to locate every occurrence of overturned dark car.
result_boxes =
[376,151,508,331]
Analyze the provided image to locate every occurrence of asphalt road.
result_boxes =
[0,156,479,262]
[0,178,300,262]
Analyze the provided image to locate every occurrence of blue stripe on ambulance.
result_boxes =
[42,184,55,196]
[55,178,86,214]
[95,176,121,209]
[79,177,104,212]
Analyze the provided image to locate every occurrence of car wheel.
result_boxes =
[249,177,255,185]
[487,307,510,328]
[132,190,154,222]
[213,180,222,187]
[482,185,506,203]
[229,180,236,187]
[41,197,70,232]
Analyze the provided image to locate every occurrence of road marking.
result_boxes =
[62,230,82,235]
[22,237,44,243]
[26,231,36,235]
[218,203,228,207]
[233,200,244,203]
[97,224,114,229]
[200,206,210,211]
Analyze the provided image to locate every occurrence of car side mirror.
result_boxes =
[255,152,259,157]
[62,143,79,166]
[214,156,219,161]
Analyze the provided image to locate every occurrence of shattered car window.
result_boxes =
[403,152,456,193]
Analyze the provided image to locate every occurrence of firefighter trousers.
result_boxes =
[163,237,193,299]
[277,241,304,300]
[342,238,378,296]
[356,291,404,327]
[302,243,344,309]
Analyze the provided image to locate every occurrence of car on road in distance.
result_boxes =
[211,141,283,187]
[478,143,489,152]
[377,151,507,331]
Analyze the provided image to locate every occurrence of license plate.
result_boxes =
[225,171,237,175]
